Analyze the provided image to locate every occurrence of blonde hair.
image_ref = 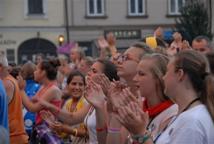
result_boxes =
[70,47,85,61]
[141,53,169,99]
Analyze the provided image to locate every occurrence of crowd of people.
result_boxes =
[0,28,214,144]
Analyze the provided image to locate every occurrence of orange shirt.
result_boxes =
[5,75,28,144]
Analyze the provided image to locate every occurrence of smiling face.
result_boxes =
[67,75,85,98]
[133,59,157,98]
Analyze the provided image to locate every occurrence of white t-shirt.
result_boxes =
[84,108,98,144]
[156,104,214,144]
[148,104,178,139]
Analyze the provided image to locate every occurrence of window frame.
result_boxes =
[24,0,47,18]
[6,49,15,63]
[168,0,185,15]
[128,0,146,16]
[86,0,105,17]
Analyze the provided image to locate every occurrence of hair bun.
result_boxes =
[49,58,61,68]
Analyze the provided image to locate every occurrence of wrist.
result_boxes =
[109,116,122,129]
[96,124,107,132]
[108,127,120,134]
[132,131,152,144]
[94,101,105,109]
[52,107,60,116]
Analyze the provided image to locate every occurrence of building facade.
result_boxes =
[65,0,213,56]
[0,0,65,64]
[0,0,213,63]
[66,0,188,56]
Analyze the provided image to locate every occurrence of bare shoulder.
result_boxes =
[49,85,62,99]
[3,79,15,90]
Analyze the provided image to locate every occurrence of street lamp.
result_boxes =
[58,35,64,46]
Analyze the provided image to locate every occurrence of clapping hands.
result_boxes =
[84,79,106,109]
[116,101,149,135]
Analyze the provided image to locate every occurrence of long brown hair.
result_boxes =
[174,50,214,121]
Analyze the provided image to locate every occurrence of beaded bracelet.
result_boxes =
[132,131,152,144]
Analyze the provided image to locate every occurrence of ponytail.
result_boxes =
[202,75,214,122]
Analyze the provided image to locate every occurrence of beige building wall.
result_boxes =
[0,0,64,26]
[67,0,214,54]
[0,0,65,63]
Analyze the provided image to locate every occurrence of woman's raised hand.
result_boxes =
[91,74,111,95]
[106,81,127,111]
[106,32,116,46]
[97,36,109,50]
[116,102,149,135]
[84,80,106,109]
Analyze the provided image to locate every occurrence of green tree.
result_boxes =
[176,0,213,42]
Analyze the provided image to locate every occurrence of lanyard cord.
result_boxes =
[153,97,200,143]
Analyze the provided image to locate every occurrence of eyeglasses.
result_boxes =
[114,54,139,63]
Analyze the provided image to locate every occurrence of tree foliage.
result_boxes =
[176,0,212,42]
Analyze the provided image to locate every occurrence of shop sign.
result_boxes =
[104,30,141,39]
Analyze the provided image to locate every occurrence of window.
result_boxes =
[27,0,44,15]
[86,0,105,16]
[128,0,146,16]
[168,0,185,15]
[6,49,15,63]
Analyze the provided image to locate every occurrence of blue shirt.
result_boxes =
[23,79,40,135]
[0,80,9,130]
[25,79,40,97]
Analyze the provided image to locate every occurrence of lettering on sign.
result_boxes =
[0,34,16,45]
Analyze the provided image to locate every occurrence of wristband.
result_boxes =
[96,125,107,132]
[132,131,152,144]
[108,127,120,134]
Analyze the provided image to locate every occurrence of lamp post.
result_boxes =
[58,35,65,46]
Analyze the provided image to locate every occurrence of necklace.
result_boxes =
[180,97,200,113]
[154,97,200,142]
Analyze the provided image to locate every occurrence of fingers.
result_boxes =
[117,105,137,126]
[106,32,116,46]
[40,111,54,124]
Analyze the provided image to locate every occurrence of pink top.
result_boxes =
[36,100,61,124]
[34,82,61,124]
